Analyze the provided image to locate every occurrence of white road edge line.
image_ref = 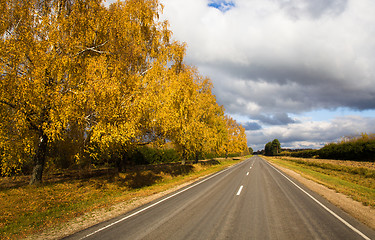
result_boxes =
[236,185,243,196]
[80,159,250,239]
[264,159,371,240]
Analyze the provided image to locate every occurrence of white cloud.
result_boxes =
[246,115,375,150]
[161,0,375,114]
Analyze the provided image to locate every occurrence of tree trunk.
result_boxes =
[181,149,187,165]
[116,157,126,173]
[30,133,48,185]
[194,152,199,164]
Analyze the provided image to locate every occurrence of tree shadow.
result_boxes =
[199,159,220,166]
[155,164,195,177]
[1,162,196,190]
[118,163,195,189]
[126,163,195,177]
[0,168,118,190]
[122,171,163,189]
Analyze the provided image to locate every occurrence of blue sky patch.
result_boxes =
[208,0,235,12]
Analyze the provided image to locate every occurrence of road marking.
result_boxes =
[264,159,371,240]
[246,172,249,176]
[80,158,251,239]
[236,185,243,196]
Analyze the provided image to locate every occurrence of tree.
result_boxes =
[264,142,272,156]
[0,0,250,182]
[272,139,281,155]
[157,65,226,164]
[0,0,185,183]
[248,147,253,155]
[264,139,281,156]
[0,0,107,183]
[220,115,248,158]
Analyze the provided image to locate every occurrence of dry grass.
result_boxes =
[278,156,375,170]
[0,157,248,240]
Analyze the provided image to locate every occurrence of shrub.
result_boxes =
[318,134,375,161]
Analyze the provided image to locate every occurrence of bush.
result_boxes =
[291,149,319,158]
[127,146,180,165]
[318,134,375,161]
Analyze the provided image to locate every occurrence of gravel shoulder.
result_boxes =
[268,160,375,230]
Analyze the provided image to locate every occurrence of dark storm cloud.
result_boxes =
[279,0,348,19]
[252,113,298,125]
[220,69,375,114]
[242,121,262,130]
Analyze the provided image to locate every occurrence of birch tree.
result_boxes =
[0,0,180,183]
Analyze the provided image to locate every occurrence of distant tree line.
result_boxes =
[278,133,375,161]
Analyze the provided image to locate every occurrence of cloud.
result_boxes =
[161,0,375,116]
[246,115,375,150]
[253,113,298,125]
[242,121,262,130]
[279,0,348,19]
[159,0,375,150]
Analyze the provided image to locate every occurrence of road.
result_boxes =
[64,156,375,240]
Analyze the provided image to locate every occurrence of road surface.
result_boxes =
[64,156,375,240]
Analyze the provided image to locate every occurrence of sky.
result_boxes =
[106,0,375,151]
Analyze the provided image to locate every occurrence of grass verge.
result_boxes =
[264,156,375,207]
[0,156,250,240]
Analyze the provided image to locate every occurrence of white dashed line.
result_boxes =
[236,185,243,196]
[80,159,251,239]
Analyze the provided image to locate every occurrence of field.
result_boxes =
[265,156,375,207]
[0,157,249,240]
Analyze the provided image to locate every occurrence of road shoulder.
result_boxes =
[267,159,375,230]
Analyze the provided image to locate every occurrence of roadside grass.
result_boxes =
[0,156,250,240]
[265,156,375,207]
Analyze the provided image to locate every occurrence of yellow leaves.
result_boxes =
[94,122,136,144]
[219,115,248,156]
[0,0,249,176]
[153,64,230,159]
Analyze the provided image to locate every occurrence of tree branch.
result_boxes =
[5,17,22,37]
[140,67,152,76]
[75,41,109,56]
[0,99,39,131]
[0,99,16,109]
[25,54,35,68]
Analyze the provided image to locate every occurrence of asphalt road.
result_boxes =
[64,156,375,240]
